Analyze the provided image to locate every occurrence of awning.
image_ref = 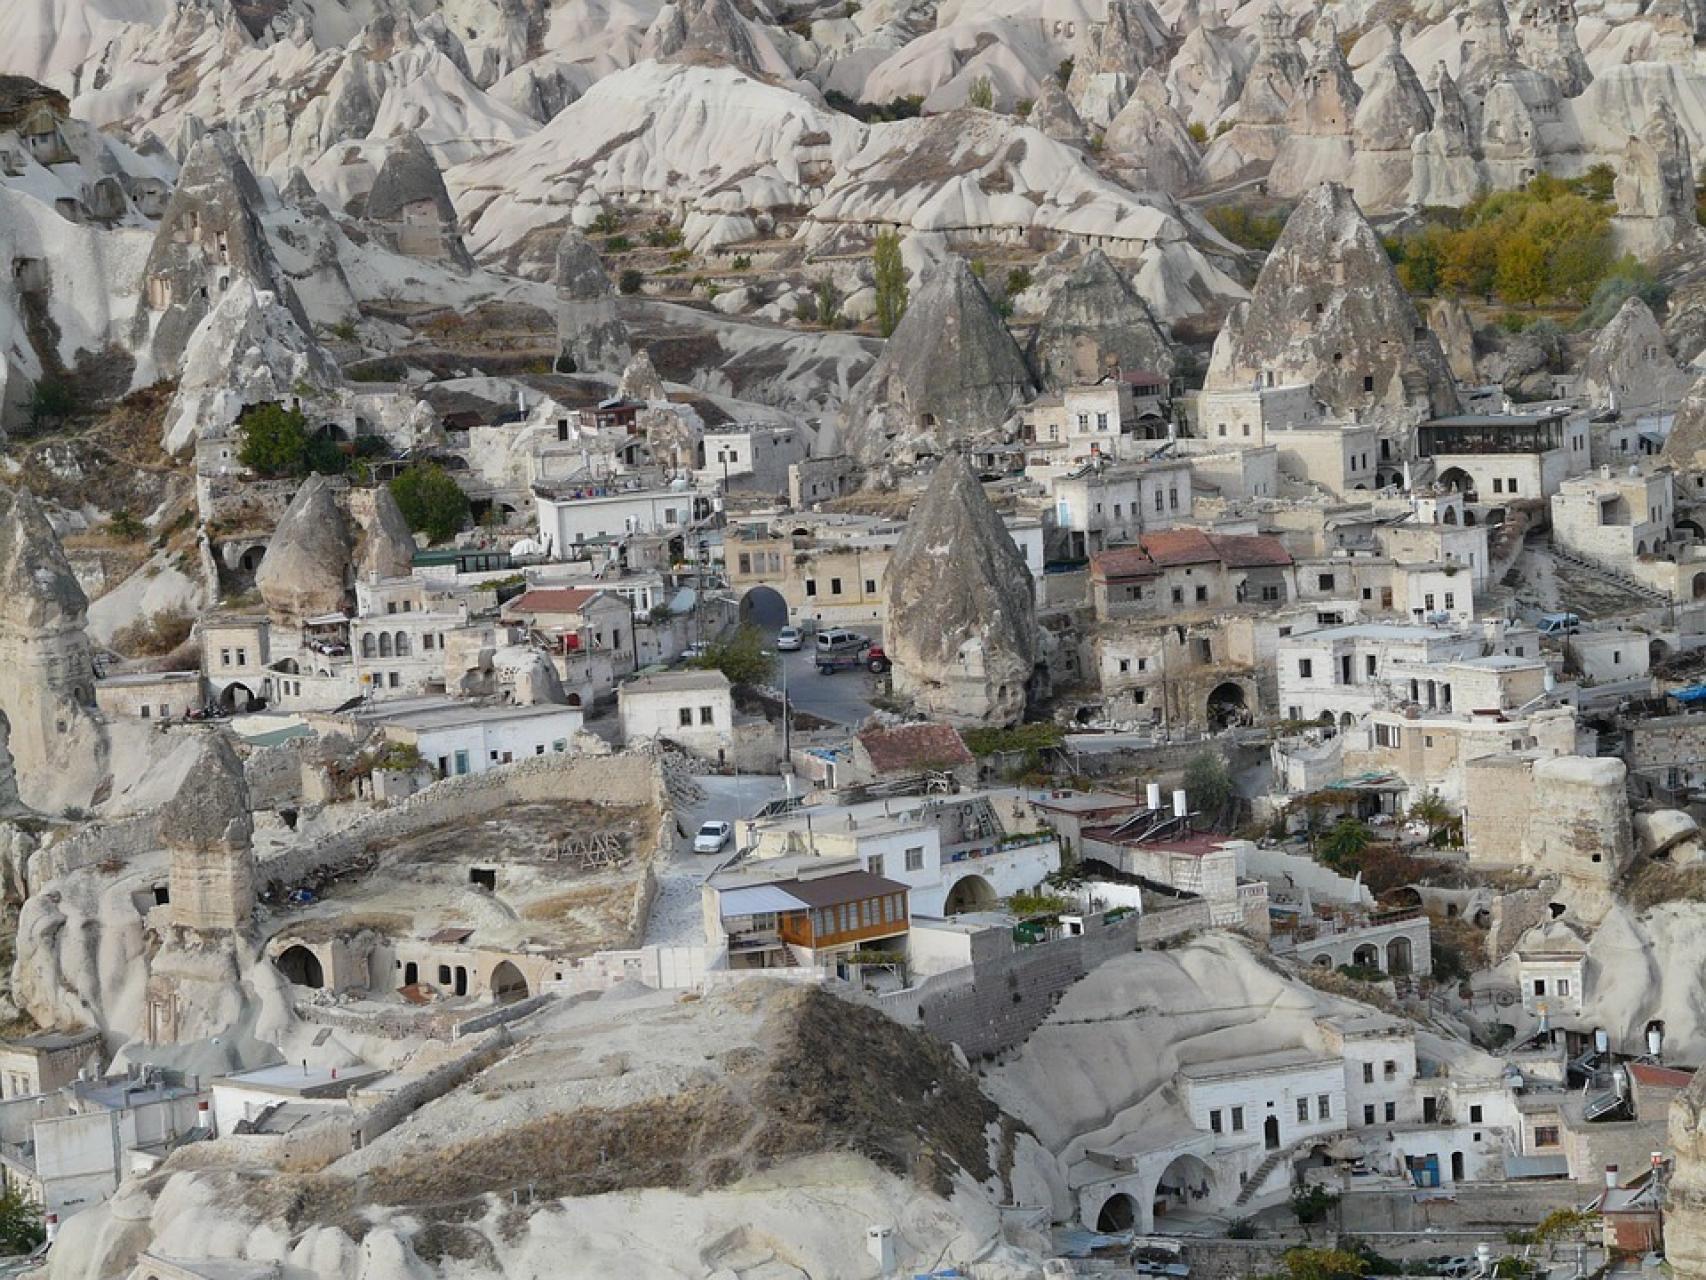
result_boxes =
[1503,1154,1569,1180]
[717,885,808,917]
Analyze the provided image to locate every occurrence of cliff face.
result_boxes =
[1203,182,1459,423]
[1670,1073,1706,1278]
[1027,248,1175,391]
[885,453,1037,726]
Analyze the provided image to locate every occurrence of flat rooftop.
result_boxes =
[98,670,201,687]
[620,670,731,695]
[1178,1047,1339,1081]
[344,696,582,731]
[214,1062,386,1095]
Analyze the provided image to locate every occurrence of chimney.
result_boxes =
[1605,1164,1619,1189]
[1172,789,1188,819]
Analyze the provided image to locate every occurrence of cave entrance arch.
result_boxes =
[1387,935,1414,975]
[1152,1153,1215,1220]
[490,960,529,1004]
[738,585,788,631]
[944,874,997,915]
[1096,1192,1137,1233]
[1206,681,1247,731]
[277,945,324,989]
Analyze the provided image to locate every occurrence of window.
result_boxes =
[1172,587,1183,604]
[679,707,693,728]
[1363,1104,1375,1125]
[388,672,399,687]
[1195,585,1207,602]
[864,579,876,594]
[1317,1094,1330,1120]
[664,508,679,524]
[1469,1104,1483,1123]
[1362,1062,1374,1084]
[1533,1125,1560,1147]
[1557,978,1571,995]
[804,580,817,597]
[1365,654,1377,677]
[1231,1106,1245,1132]
[1384,1102,1396,1122]
[220,648,230,666]
[1097,412,1108,431]
[1425,593,1435,611]
[141,706,150,719]
[1507,477,1518,494]
[1210,1109,1223,1134]
[1297,1098,1310,1123]
[236,648,247,667]
[830,577,843,595]
[386,602,397,615]
[738,553,752,574]
[1492,478,1503,494]
[1613,651,1621,665]
[1318,573,1335,591]
[905,846,924,872]
[1154,490,1165,512]
[1444,592,1455,610]
[1261,584,1280,602]
[1532,979,1546,995]
[1384,1060,1396,1080]
[1168,488,1179,511]
[1119,658,1131,674]
[699,706,714,725]
[1298,658,1313,678]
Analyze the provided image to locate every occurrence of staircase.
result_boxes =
[1234,1145,1295,1207]
[1545,545,1671,607]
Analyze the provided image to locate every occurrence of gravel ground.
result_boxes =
[642,771,792,947]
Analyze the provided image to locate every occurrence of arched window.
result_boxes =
[379,632,393,658]
[360,633,377,658]
[394,631,411,656]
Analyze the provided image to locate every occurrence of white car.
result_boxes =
[776,626,803,651]
[693,820,733,854]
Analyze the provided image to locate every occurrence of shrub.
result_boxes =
[732,254,752,271]
[618,269,644,295]
[107,510,147,541]
[28,378,78,430]
[1205,205,1289,252]
[606,234,631,252]
[1183,750,1233,821]
[389,463,469,543]
[1186,121,1209,145]
[1055,57,1074,87]
[968,76,994,110]
[591,210,621,235]
[690,624,774,687]
[1005,266,1034,296]
[111,608,194,656]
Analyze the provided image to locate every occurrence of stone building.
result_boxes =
[1551,467,1675,571]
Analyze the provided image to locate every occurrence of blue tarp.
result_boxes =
[1672,685,1706,704]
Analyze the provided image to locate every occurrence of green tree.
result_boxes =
[1182,751,1233,824]
[813,279,841,327]
[0,1182,43,1254]
[873,229,908,338]
[1441,225,1498,298]
[1579,162,1616,202]
[1319,816,1374,872]
[618,268,644,295]
[968,76,994,110]
[691,624,775,687]
[1055,57,1074,87]
[389,463,469,543]
[237,402,312,477]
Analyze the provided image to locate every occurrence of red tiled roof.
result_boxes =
[1629,1062,1693,1090]
[1090,545,1161,582]
[505,588,598,616]
[1140,528,1293,570]
[856,722,973,774]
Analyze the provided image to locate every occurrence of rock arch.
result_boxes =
[738,585,788,630]
[490,960,529,1004]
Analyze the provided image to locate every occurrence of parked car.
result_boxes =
[1536,612,1580,636]
[682,642,708,660]
[817,644,889,675]
[777,626,803,651]
[815,628,867,654]
[693,820,733,853]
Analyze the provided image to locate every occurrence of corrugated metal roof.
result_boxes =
[1502,1154,1569,1180]
[717,885,807,917]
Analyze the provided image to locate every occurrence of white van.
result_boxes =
[815,629,866,653]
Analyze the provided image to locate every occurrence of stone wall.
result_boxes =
[29,813,163,891]
[355,1027,513,1147]
[242,739,311,811]
[874,900,1211,1058]
[258,751,670,894]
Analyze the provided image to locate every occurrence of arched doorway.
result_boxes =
[1352,943,1380,969]
[1693,571,1706,601]
[1206,681,1248,731]
[1652,639,1672,666]
[1096,1192,1137,1233]
[739,585,788,631]
[238,543,266,574]
[944,874,997,914]
[1314,953,1333,967]
[1437,466,1475,498]
[1264,1114,1280,1150]
[490,961,529,1004]
[1152,1153,1215,1220]
[1442,507,1459,525]
[403,961,418,985]
[276,945,324,989]
[220,682,255,713]
[1386,935,1414,975]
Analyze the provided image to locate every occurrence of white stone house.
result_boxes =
[618,670,733,762]
[1319,1015,1420,1129]
[534,482,713,556]
[1551,467,1675,569]
[1048,458,1193,558]
[1275,623,1484,725]
[316,696,585,777]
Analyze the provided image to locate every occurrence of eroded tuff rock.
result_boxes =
[1582,295,1692,413]
[1066,0,1173,127]
[1204,183,1459,422]
[363,132,476,269]
[133,130,305,381]
[1429,298,1479,384]
[1104,68,1201,192]
[556,229,632,375]
[641,0,771,77]
[618,348,667,402]
[1027,77,1089,147]
[1198,4,1305,180]
[1411,64,1485,209]
[1268,21,1361,199]
[1663,373,1706,469]
[0,487,104,811]
[1350,37,1434,212]
[885,453,1037,727]
[255,475,356,624]
[843,256,1035,467]
[1612,100,1701,259]
[1026,249,1175,390]
[1515,0,1591,97]
[349,485,419,583]
[1671,1070,1706,1278]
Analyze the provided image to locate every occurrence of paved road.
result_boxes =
[642,772,792,948]
[774,641,885,726]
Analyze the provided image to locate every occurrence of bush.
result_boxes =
[731,254,752,271]
[1183,750,1233,821]
[1055,57,1074,87]
[107,510,147,541]
[389,463,469,543]
[28,378,78,430]
[1005,266,1033,296]
[1205,205,1289,252]
[968,76,994,110]
[1576,260,1670,329]
[606,234,631,252]
[1186,121,1209,145]
[618,268,644,295]
[111,608,194,657]
[1289,1187,1342,1228]
[0,1182,43,1254]
[591,210,621,235]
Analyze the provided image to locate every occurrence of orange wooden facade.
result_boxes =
[778,890,909,949]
